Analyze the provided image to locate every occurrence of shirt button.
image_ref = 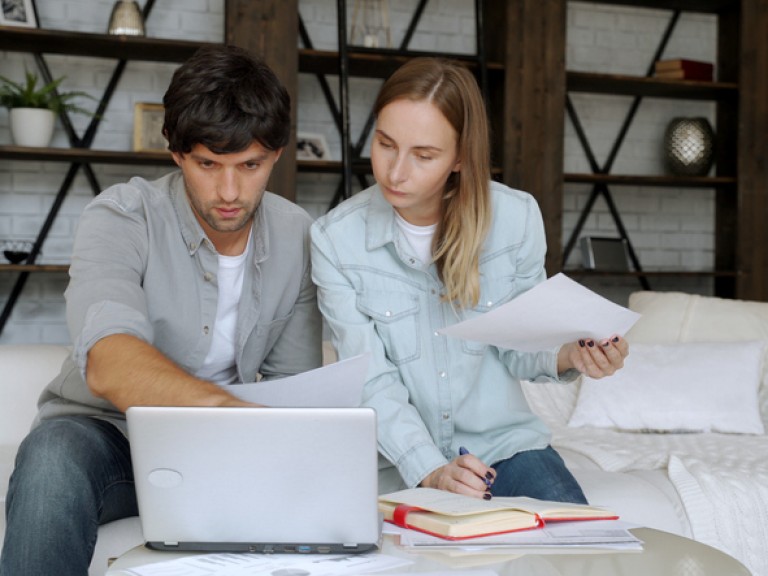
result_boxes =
[434,331,439,337]
[203,272,213,282]
[439,371,447,378]
[385,310,392,317]
[203,326,210,335]
[442,412,450,420]
[188,241,197,251]
[486,301,493,307]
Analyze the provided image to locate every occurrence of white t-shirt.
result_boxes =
[197,238,250,385]
[395,211,437,266]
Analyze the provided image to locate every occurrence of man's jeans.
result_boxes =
[1,416,138,576]
[490,445,588,504]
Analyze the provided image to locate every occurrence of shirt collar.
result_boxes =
[365,185,398,251]
[171,170,269,262]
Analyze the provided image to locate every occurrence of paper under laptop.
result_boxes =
[127,406,380,554]
[231,353,370,407]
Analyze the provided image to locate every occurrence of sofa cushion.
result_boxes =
[568,341,765,434]
[628,291,768,430]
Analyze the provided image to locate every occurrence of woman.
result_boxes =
[310,57,628,503]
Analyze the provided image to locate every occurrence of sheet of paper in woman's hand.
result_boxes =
[437,273,640,352]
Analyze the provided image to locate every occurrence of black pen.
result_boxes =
[458,446,492,489]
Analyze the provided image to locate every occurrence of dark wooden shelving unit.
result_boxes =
[564,173,736,188]
[567,71,737,100]
[0,145,175,166]
[0,26,216,62]
[0,264,69,273]
[484,0,768,300]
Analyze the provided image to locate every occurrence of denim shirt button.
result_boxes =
[385,310,392,317]
[486,301,493,307]
[442,412,450,420]
[434,331,439,337]
[203,325,210,335]
[439,371,447,378]
[203,272,213,282]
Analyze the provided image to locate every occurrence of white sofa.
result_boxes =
[0,345,143,576]
[524,290,768,576]
[3,291,767,575]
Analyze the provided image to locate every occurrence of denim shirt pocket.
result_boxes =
[358,290,420,365]
[461,278,518,355]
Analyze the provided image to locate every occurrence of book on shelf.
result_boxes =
[654,58,714,81]
[378,487,619,540]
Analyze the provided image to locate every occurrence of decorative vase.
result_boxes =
[663,117,716,176]
[9,108,56,147]
[107,0,145,36]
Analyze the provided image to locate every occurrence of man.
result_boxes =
[0,45,322,575]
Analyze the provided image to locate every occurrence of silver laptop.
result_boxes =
[126,406,380,554]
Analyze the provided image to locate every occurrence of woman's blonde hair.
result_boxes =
[374,57,491,308]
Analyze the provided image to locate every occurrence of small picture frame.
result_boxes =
[296,132,330,161]
[0,0,38,28]
[580,236,631,272]
[133,103,167,152]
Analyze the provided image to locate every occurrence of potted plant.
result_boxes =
[0,71,96,147]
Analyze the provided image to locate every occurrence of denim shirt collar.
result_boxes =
[170,170,269,263]
[366,185,398,252]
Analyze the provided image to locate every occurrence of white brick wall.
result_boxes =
[0,1,719,343]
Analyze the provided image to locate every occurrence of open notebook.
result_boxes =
[126,406,380,554]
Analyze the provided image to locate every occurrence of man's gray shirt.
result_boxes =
[37,171,323,434]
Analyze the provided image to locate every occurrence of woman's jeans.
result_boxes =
[0,416,138,576]
[490,446,588,504]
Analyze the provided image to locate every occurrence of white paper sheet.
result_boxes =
[229,353,369,407]
[437,273,640,352]
[398,520,643,551]
[119,551,411,576]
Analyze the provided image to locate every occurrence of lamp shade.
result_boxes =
[108,0,145,36]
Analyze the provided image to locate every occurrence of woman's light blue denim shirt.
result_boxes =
[311,182,574,489]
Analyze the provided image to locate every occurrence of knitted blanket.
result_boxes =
[552,427,768,575]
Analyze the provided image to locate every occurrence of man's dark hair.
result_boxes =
[162,45,290,155]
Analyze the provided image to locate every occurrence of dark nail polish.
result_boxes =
[602,340,610,347]
[483,493,492,500]
[587,340,595,347]
[579,339,585,347]
[612,336,620,343]
[485,471,493,480]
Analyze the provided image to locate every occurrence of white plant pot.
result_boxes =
[9,107,56,147]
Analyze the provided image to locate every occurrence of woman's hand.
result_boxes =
[558,335,629,379]
[419,453,496,499]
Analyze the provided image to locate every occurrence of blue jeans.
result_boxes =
[1,416,138,576]
[490,446,588,504]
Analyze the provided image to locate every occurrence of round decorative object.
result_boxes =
[2,240,34,264]
[663,117,716,176]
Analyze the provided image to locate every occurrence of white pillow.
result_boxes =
[568,341,766,434]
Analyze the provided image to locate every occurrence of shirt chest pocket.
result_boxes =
[461,279,518,355]
[358,291,420,365]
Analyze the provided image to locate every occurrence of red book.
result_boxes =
[654,59,714,81]
[379,488,619,540]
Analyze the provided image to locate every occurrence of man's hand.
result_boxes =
[558,335,629,378]
[419,453,496,499]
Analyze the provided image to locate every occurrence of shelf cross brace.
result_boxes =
[562,9,682,290]
[0,0,158,335]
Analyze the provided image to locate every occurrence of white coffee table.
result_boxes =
[106,528,749,575]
